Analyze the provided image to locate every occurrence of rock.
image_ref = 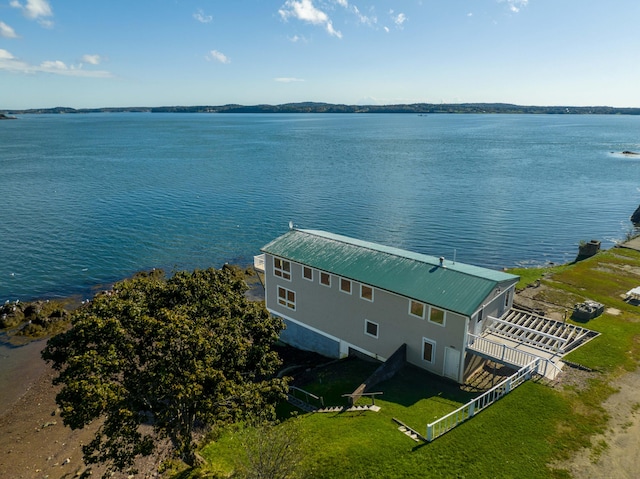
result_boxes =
[632,205,640,224]
[622,150,640,156]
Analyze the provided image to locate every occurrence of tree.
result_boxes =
[42,266,288,476]
[235,418,307,479]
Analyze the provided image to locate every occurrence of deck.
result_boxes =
[467,308,599,380]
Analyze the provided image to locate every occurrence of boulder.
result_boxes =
[632,205,640,225]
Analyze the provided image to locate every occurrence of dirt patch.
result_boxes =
[552,367,640,478]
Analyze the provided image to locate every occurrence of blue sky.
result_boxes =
[1,0,639,109]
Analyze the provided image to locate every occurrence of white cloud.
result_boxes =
[393,12,407,27]
[335,0,348,6]
[193,9,213,23]
[499,0,529,13]
[207,50,230,64]
[352,5,376,26]
[0,21,18,38]
[0,49,16,60]
[0,49,111,77]
[288,34,307,43]
[279,0,342,38]
[275,77,304,83]
[10,0,54,26]
[383,26,389,33]
[81,54,101,65]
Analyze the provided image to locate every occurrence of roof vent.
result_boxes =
[439,256,446,268]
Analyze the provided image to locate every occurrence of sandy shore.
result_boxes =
[0,363,106,479]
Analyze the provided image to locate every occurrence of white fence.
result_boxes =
[425,358,540,442]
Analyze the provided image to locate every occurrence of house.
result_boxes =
[256,228,520,384]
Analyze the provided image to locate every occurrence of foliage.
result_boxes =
[42,267,287,477]
[233,419,307,479]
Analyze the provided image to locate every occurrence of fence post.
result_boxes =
[426,425,433,442]
[469,402,475,418]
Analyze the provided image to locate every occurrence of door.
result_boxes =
[444,347,461,381]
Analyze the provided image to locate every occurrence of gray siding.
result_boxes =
[265,254,470,379]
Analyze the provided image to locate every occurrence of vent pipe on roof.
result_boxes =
[439,256,446,268]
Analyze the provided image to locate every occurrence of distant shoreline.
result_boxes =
[5,102,640,115]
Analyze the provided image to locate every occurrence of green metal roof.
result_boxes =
[261,229,519,317]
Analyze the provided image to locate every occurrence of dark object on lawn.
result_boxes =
[572,300,604,321]
[577,240,601,260]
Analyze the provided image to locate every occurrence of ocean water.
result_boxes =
[1,113,639,302]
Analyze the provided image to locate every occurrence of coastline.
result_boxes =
[0,336,48,414]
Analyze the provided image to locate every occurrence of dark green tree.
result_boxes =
[42,267,287,476]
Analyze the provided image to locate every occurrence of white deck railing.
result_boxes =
[426,358,540,442]
[467,334,562,380]
[487,315,569,353]
[467,333,539,368]
[253,254,265,272]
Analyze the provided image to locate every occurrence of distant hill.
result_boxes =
[5,102,640,115]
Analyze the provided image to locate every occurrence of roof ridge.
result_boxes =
[298,228,512,282]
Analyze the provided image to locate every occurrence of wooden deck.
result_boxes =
[467,308,599,380]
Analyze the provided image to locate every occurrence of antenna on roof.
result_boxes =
[289,220,294,230]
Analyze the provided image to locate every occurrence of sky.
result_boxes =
[1,0,639,109]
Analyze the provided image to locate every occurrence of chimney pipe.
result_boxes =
[439,257,445,267]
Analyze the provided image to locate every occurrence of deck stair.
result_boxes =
[315,404,381,413]
[487,308,597,354]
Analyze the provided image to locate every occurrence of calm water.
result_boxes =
[1,113,639,302]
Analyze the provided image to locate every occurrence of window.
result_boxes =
[365,319,379,338]
[409,300,425,319]
[277,286,296,310]
[303,266,313,281]
[340,278,352,294]
[360,284,374,302]
[274,258,291,280]
[320,272,331,287]
[422,338,435,363]
[429,307,445,326]
[505,290,511,307]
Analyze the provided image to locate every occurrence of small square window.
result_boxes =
[277,286,296,310]
[340,278,352,294]
[320,272,331,287]
[422,338,435,363]
[274,258,291,280]
[303,267,313,281]
[409,300,425,318]
[360,285,374,302]
[365,320,379,338]
[429,307,445,326]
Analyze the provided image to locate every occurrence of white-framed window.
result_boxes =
[365,319,379,338]
[320,271,331,287]
[428,307,446,326]
[505,290,511,308]
[340,278,352,294]
[422,338,436,363]
[409,300,425,319]
[274,257,291,281]
[303,266,313,281]
[277,286,296,310]
[360,284,374,302]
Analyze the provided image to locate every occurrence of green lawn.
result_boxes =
[183,247,640,479]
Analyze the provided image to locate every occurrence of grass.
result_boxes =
[181,246,640,479]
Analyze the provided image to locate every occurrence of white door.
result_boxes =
[444,347,461,381]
